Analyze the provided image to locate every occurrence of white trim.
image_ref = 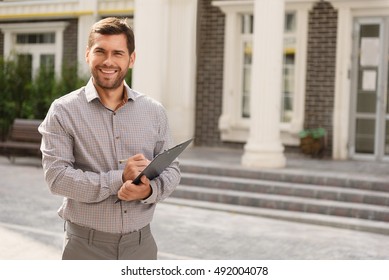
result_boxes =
[330,0,389,8]
[0,0,134,20]
[0,21,69,34]
[333,7,352,160]
[213,0,320,7]
[218,8,248,142]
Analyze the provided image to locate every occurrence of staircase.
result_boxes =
[167,159,389,235]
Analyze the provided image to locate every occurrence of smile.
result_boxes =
[100,68,118,74]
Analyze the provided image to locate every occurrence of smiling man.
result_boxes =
[38,17,181,260]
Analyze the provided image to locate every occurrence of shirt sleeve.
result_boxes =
[39,102,123,203]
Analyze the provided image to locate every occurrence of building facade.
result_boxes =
[1,0,389,163]
[197,0,389,163]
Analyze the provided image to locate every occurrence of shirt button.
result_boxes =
[116,136,120,140]
[124,210,127,214]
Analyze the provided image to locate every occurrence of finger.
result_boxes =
[131,153,146,161]
[140,175,149,185]
[133,159,148,167]
[118,181,134,199]
[117,188,126,200]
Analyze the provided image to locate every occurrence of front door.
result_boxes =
[350,17,389,161]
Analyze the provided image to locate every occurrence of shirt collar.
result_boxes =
[84,78,136,103]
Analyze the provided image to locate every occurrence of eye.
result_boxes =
[114,51,125,57]
[94,48,105,54]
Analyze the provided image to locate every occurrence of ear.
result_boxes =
[85,46,90,63]
[129,51,136,68]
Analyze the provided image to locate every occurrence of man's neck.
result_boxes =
[96,84,125,111]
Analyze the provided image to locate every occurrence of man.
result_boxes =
[39,17,180,260]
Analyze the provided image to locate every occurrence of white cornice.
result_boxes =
[330,0,389,9]
[212,0,389,11]
[0,21,69,32]
[0,0,134,20]
[212,0,317,13]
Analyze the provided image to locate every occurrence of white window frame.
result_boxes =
[0,21,68,78]
[214,1,312,145]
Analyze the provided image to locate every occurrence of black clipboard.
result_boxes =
[115,138,193,203]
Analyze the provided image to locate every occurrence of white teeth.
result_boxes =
[101,69,116,74]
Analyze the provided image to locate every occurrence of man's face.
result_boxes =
[86,33,135,91]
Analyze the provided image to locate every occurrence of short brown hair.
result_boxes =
[88,17,135,54]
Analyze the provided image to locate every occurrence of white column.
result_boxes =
[77,0,99,76]
[132,0,168,102]
[132,0,197,143]
[164,0,197,142]
[241,0,286,168]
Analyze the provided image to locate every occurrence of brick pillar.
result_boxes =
[194,0,225,146]
[304,1,338,155]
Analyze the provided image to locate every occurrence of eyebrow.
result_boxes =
[113,50,126,55]
[93,47,105,52]
[93,47,126,54]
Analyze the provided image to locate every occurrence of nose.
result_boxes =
[102,53,114,66]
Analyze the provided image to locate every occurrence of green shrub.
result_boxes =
[298,127,326,139]
[0,56,88,139]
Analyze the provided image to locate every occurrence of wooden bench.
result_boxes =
[0,118,43,162]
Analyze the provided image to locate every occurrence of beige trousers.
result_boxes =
[62,221,157,260]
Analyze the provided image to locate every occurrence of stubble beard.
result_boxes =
[92,67,128,90]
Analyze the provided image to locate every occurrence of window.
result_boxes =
[239,12,297,123]
[281,12,297,123]
[16,33,55,44]
[14,32,56,78]
[216,1,309,144]
[0,22,68,78]
[241,14,253,119]
[40,54,55,75]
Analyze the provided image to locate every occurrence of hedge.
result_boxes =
[0,56,133,140]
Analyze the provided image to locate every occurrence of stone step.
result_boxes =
[180,162,389,192]
[172,185,389,222]
[176,149,389,234]
[180,173,389,207]
[164,197,389,236]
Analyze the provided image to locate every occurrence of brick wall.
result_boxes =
[304,1,338,155]
[194,0,225,147]
[62,18,78,69]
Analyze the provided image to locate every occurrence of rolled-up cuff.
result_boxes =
[140,180,157,204]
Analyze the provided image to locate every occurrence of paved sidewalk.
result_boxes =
[0,225,61,260]
[154,201,389,260]
[1,201,389,260]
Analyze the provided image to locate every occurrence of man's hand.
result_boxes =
[122,154,150,182]
[117,175,152,201]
